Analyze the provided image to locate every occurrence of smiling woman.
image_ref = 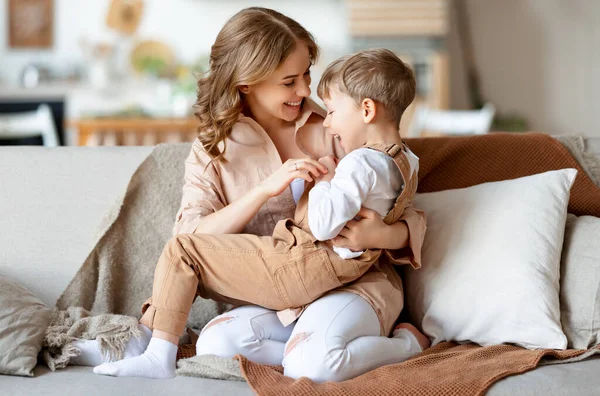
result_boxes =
[84,7,423,384]
[193,8,319,163]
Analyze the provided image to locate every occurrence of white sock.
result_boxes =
[93,337,178,379]
[70,324,152,366]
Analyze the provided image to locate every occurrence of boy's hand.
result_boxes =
[314,155,337,183]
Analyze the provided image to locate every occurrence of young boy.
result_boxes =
[308,48,419,262]
[268,47,421,327]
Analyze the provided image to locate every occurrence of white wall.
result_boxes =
[2,0,599,138]
[448,0,600,137]
[0,0,350,84]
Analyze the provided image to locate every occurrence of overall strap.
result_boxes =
[364,142,418,225]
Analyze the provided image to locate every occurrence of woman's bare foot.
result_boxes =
[393,323,431,350]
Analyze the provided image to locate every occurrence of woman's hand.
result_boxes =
[331,207,409,251]
[258,158,328,198]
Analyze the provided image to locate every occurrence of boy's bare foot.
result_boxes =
[393,323,431,350]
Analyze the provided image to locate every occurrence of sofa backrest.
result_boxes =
[0,146,155,307]
[2,137,598,308]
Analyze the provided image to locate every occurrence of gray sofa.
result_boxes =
[1,143,599,395]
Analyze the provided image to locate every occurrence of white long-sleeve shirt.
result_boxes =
[302,146,419,259]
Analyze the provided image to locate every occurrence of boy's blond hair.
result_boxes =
[317,48,415,126]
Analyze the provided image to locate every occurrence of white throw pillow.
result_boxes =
[404,169,577,350]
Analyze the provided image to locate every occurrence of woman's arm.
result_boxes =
[379,220,410,250]
[194,185,270,235]
[199,156,326,234]
[174,146,271,235]
[174,141,327,236]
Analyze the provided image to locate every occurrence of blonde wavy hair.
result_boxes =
[194,7,319,163]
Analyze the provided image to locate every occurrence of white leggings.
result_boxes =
[196,291,422,382]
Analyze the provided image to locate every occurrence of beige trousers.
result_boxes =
[139,219,380,337]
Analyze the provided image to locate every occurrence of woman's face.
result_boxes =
[243,41,312,124]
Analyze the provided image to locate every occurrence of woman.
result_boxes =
[92,7,428,382]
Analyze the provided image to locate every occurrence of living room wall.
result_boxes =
[0,0,350,84]
[448,0,600,137]
[1,0,598,138]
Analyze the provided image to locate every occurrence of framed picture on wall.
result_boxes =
[8,0,54,48]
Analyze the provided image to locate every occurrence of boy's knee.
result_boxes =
[163,235,187,257]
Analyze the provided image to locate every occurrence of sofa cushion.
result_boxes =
[2,365,254,395]
[0,276,51,376]
[2,356,600,396]
[560,214,600,349]
[404,169,576,349]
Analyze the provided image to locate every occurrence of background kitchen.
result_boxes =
[1,0,599,148]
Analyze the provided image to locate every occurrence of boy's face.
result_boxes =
[322,87,366,152]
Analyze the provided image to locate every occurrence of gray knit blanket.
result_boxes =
[55,143,231,332]
[41,307,140,371]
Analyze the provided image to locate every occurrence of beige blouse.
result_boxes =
[173,98,344,238]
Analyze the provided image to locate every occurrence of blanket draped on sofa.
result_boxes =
[41,307,141,371]
[56,134,600,395]
[56,143,232,331]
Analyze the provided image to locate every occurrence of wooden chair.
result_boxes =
[0,104,59,146]
[73,118,198,146]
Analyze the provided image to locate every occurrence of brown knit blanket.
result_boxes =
[407,132,600,216]
[236,133,600,395]
[237,344,600,396]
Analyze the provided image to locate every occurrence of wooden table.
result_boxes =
[70,117,198,146]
